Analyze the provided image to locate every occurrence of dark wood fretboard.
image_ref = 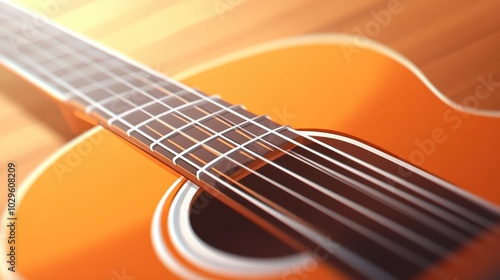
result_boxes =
[2,2,500,280]
[0,1,290,181]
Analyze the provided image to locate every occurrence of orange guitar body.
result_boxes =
[4,36,500,279]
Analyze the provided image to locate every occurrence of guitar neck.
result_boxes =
[0,1,287,180]
[2,2,500,279]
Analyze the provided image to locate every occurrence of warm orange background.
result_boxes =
[1,0,500,212]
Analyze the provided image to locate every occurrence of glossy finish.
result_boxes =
[3,0,500,204]
[3,38,500,279]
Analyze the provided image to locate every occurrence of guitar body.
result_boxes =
[7,36,500,279]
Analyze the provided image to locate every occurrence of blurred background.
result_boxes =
[1,0,500,194]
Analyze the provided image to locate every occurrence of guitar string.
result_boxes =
[17,24,498,232]
[44,36,467,247]
[41,34,488,239]
[0,34,438,274]
[21,31,498,234]
[14,37,487,232]
[0,3,491,231]
[56,36,498,232]
[1,3,498,276]
[3,9,495,246]
[1,2,498,278]
[54,25,499,228]
[2,46,400,280]
[11,34,482,262]
[0,23,385,278]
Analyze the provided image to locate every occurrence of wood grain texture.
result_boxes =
[1,0,499,189]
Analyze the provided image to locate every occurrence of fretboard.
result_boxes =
[0,1,288,182]
[2,2,500,280]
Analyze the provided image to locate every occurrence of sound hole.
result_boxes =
[189,190,298,258]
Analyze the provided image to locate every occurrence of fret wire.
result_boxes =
[0,1,472,221]
[109,54,298,165]
[84,85,155,115]
[144,103,266,171]
[82,51,287,169]
[147,107,271,175]
[5,34,178,154]
[2,3,496,274]
[69,74,141,97]
[38,41,153,100]
[161,65,475,236]
[2,14,248,171]
[191,103,481,240]
[195,126,286,180]
[207,99,492,237]
[26,34,73,62]
[128,96,215,137]
[85,54,183,96]
[292,130,500,233]
[1,18,378,274]
[201,130,453,260]
[0,51,70,101]
[53,53,106,76]
[1,19,55,47]
[5,26,53,46]
[1,1,205,172]
[51,62,99,83]
[13,0,500,262]
[10,0,496,232]
[13,36,280,179]
[14,44,123,120]
[11,41,86,98]
[45,35,208,134]
[117,89,267,179]
[167,139,383,278]
[51,62,176,133]
[107,89,189,125]
[18,47,48,65]
[160,89,484,260]
[202,141,437,273]
[0,17,51,45]
[150,105,241,154]
[8,44,116,118]
[208,142,434,269]
[143,64,478,272]
[96,74,283,177]
[151,113,398,278]
[196,136,450,278]
[4,0,231,176]
[171,107,255,164]
[173,92,483,241]
[2,3,279,166]
[169,123,394,278]
[64,71,145,110]
[240,129,476,241]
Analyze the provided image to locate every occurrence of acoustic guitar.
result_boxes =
[1,1,499,279]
